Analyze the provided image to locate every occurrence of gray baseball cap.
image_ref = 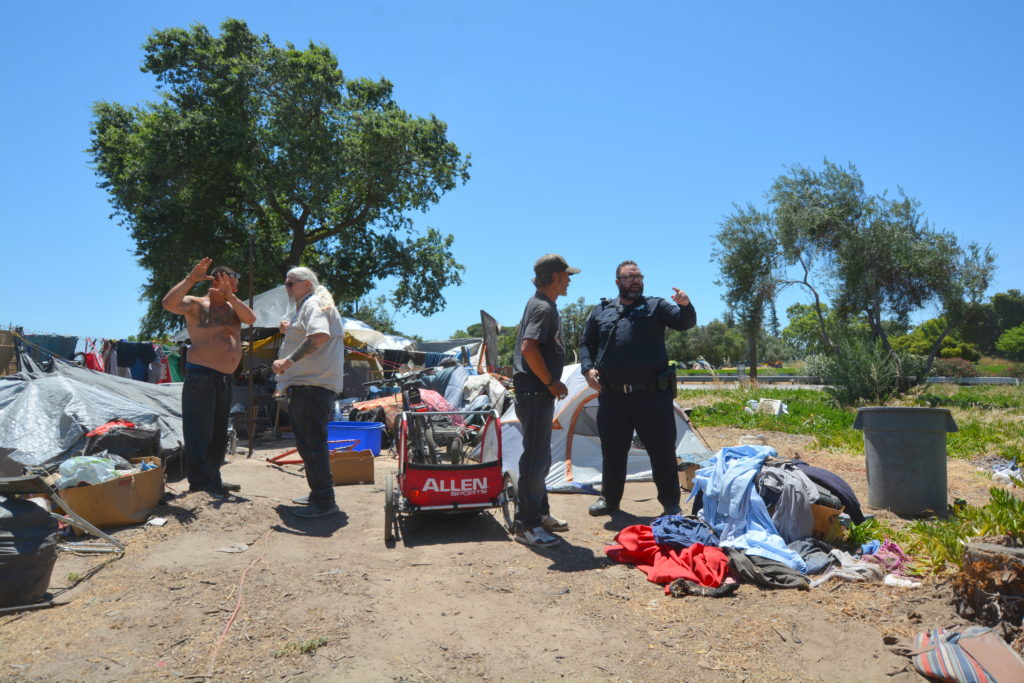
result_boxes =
[533,253,581,276]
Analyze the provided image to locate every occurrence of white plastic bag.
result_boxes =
[56,456,119,489]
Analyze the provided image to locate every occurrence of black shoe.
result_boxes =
[588,497,619,516]
[221,482,241,492]
[661,504,682,517]
[189,486,229,499]
[291,504,340,518]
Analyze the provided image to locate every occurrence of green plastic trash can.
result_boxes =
[853,407,958,516]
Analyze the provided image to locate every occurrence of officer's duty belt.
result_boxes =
[604,378,662,393]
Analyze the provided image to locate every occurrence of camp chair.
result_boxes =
[0,475,124,554]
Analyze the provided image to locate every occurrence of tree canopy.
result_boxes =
[770,160,994,371]
[89,19,471,335]
[713,204,779,377]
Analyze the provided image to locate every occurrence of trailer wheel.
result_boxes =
[500,473,517,535]
[384,473,397,545]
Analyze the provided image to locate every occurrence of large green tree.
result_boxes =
[992,289,1024,333]
[713,204,780,379]
[686,320,746,368]
[89,19,471,335]
[770,160,994,378]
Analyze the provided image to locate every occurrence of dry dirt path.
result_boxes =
[1,427,1001,682]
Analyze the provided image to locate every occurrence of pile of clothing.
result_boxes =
[607,445,912,595]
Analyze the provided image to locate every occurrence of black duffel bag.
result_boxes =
[85,425,161,461]
[0,496,59,607]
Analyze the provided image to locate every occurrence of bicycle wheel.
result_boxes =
[447,436,464,465]
[422,420,439,464]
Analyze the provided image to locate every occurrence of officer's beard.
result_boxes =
[617,282,644,302]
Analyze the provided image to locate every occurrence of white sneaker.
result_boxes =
[514,526,561,548]
[540,514,569,532]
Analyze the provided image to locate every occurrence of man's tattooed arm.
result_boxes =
[287,335,325,363]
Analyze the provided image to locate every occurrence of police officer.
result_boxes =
[579,260,696,517]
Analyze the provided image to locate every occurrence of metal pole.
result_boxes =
[247,233,256,458]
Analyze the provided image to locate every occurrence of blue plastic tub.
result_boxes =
[327,421,385,456]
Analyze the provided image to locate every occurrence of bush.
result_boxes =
[1008,363,1024,380]
[808,340,928,406]
[895,352,930,386]
[938,343,981,362]
[931,357,979,378]
[803,354,830,379]
[996,324,1024,361]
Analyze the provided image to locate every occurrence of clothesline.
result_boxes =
[7,329,182,363]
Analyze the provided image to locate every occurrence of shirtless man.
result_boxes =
[163,258,256,497]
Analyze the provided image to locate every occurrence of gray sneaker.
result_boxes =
[291,495,310,505]
[514,526,560,548]
[540,514,569,532]
[291,504,340,519]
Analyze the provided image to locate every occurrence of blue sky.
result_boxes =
[2,2,1021,341]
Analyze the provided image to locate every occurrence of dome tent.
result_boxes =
[500,364,712,492]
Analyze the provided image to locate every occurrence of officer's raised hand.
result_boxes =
[671,288,690,307]
[584,368,602,393]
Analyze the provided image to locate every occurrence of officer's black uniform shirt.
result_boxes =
[579,296,696,386]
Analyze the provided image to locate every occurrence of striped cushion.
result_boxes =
[911,627,995,683]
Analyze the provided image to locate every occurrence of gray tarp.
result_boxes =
[0,353,183,475]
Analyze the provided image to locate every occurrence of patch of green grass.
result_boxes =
[913,386,1024,411]
[945,419,1024,462]
[975,363,1012,376]
[682,388,863,452]
[66,572,83,583]
[273,637,328,658]
[894,385,1024,462]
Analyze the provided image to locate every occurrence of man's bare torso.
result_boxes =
[184,297,243,374]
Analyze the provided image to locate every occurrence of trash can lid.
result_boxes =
[853,406,958,432]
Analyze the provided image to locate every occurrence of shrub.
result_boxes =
[1008,363,1024,380]
[823,338,899,405]
[931,357,979,378]
[895,352,930,386]
[808,340,928,406]
[803,354,831,380]
[996,324,1024,361]
[939,343,981,362]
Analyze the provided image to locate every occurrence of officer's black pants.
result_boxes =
[596,387,679,510]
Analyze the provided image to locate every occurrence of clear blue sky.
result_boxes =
[2,2,1021,341]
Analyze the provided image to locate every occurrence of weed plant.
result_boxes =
[273,637,328,658]
[905,488,1024,572]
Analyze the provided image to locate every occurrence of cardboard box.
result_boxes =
[678,463,699,491]
[757,399,785,415]
[58,457,165,530]
[811,503,844,543]
[330,449,374,485]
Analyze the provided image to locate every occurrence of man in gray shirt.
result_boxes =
[511,254,579,547]
[273,267,346,518]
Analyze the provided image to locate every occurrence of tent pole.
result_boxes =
[246,233,255,458]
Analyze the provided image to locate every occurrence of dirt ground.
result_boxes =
[0,426,1011,682]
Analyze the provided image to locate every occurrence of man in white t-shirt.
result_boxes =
[272,267,345,518]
